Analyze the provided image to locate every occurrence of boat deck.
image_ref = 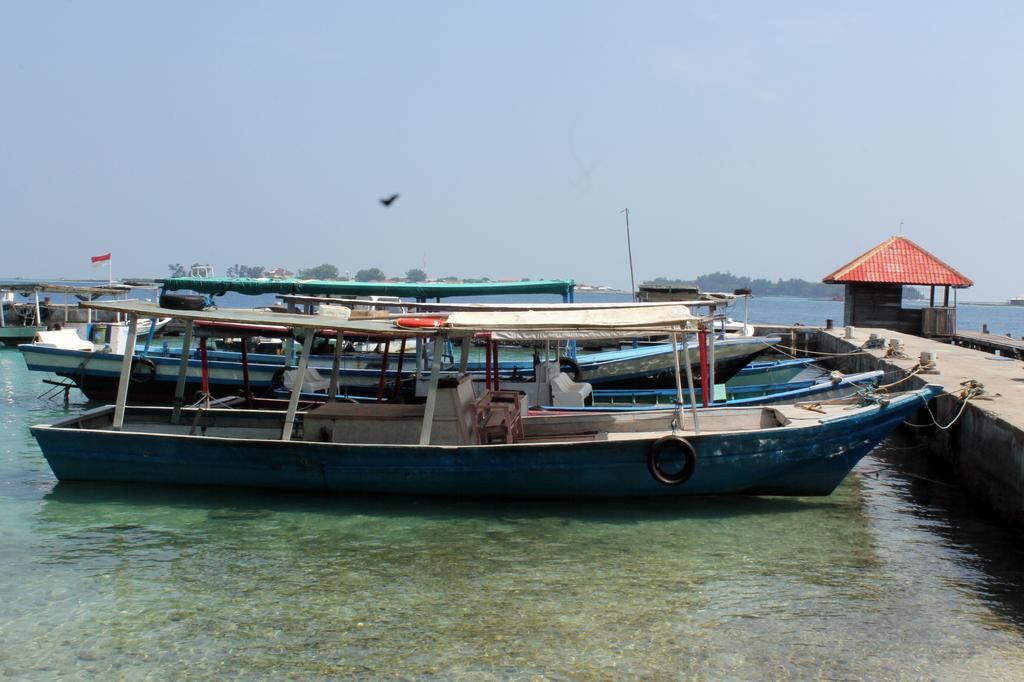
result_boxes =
[57,397,871,447]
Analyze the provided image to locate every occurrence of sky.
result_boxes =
[2,2,1022,300]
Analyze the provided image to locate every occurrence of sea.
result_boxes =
[2,293,1024,677]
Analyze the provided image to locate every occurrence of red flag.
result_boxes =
[91,253,111,264]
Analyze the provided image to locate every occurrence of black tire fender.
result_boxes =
[647,435,697,486]
[558,356,583,382]
[129,357,157,384]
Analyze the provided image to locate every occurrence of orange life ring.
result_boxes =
[395,317,445,329]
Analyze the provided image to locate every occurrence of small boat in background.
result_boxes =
[725,358,820,387]
[545,370,884,411]
[0,281,165,347]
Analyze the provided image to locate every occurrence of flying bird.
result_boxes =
[379,193,400,207]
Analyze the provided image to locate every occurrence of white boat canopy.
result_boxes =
[278,294,723,312]
[444,305,695,330]
[80,300,436,337]
[80,300,700,337]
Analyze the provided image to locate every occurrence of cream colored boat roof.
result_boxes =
[81,300,698,338]
[279,294,720,311]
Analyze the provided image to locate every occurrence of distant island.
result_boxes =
[645,272,925,301]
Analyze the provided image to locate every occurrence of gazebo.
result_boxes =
[822,235,973,337]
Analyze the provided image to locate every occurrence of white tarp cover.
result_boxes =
[280,296,719,311]
[80,300,431,336]
[487,329,691,341]
[81,300,697,337]
[445,305,694,330]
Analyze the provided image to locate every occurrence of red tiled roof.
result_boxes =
[822,236,973,287]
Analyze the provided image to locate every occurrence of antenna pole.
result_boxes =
[622,208,636,302]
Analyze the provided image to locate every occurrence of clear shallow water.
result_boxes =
[3,350,1024,678]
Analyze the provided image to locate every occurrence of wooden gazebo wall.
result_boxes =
[843,283,955,336]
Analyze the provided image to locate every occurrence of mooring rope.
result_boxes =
[874,363,929,391]
[860,462,958,488]
[904,381,985,431]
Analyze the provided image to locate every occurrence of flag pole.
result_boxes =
[108,254,113,285]
[620,208,636,302]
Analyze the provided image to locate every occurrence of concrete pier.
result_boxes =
[814,327,1024,530]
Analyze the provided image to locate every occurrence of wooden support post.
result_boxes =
[281,331,315,441]
[671,331,685,428]
[419,333,445,445]
[492,340,500,391]
[681,331,700,434]
[171,320,194,424]
[944,286,950,307]
[484,336,492,390]
[697,329,709,408]
[391,338,408,401]
[376,338,391,402]
[459,337,470,374]
[707,326,716,395]
[142,317,158,354]
[930,286,936,307]
[199,337,210,406]
[112,314,139,431]
[284,301,297,366]
[241,340,252,407]
[415,338,425,381]
[327,332,343,401]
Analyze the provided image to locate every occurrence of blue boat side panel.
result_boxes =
[31,386,938,497]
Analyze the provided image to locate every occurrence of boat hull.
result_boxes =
[554,370,883,410]
[19,344,282,402]
[725,358,818,387]
[573,336,777,388]
[31,388,936,497]
[0,326,44,347]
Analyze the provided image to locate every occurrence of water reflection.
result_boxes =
[864,433,1024,635]
[16,478,898,678]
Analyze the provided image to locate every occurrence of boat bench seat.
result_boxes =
[550,372,592,408]
[303,402,427,444]
[520,431,603,443]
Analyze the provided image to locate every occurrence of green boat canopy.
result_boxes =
[161,277,576,300]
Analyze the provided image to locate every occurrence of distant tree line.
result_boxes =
[644,272,925,300]
[167,263,436,282]
[168,262,548,286]
[225,264,266,278]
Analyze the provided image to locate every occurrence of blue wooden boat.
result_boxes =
[537,370,883,411]
[167,276,779,386]
[470,336,778,388]
[725,358,819,387]
[29,300,942,498]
